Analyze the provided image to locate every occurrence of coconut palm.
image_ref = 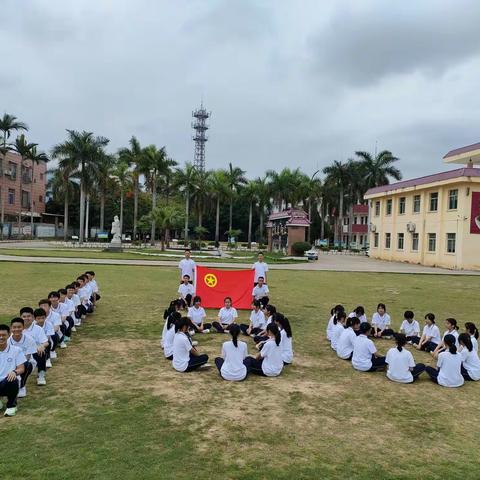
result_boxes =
[111,158,133,234]
[192,168,211,228]
[0,113,28,153]
[355,150,402,190]
[174,162,197,244]
[225,162,247,231]
[266,168,308,210]
[93,153,115,232]
[208,169,229,243]
[144,204,184,251]
[305,174,322,243]
[241,181,259,248]
[27,145,49,234]
[253,176,270,243]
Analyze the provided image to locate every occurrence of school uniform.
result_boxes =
[46,310,63,349]
[212,307,238,333]
[163,325,176,360]
[187,306,211,332]
[244,338,283,377]
[326,315,335,341]
[252,284,270,307]
[179,258,196,281]
[8,334,36,387]
[336,327,357,360]
[459,347,480,381]
[252,261,268,284]
[385,347,425,383]
[442,329,460,348]
[215,340,248,381]
[348,312,367,323]
[60,300,76,333]
[279,329,293,364]
[352,334,386,372]
[400,320,421,343]
[172,332,208,372]
[90,279,101,300]
[330,323,345,352]
[178,283,195,307]
[240,309,266,336]
[420,324,442,352]
[24,323,48,373]
[426,351,464,387]
[371,312,394,337]
[52,303,73,338]
[471,336,479,354]
[0,344,26,409]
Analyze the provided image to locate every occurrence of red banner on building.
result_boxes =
[195,266,254,309]
[471,192,480,234]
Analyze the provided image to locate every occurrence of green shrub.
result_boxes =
[291,241,311,256]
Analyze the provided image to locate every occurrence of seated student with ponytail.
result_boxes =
[253,304,276,344]
[414,313,441,352]
[240,301,266,337]
[327,305,345,342]
[431,318,460,357]
[371,303,394,338]
[212,297,238,333]
[385,334,425,383]
[172,317,209,372]
[336,317,361,360]
[244,323,284,377]
[330,311,347,353]
[348,306,367,324]
[425,334,464,387]
[164,312,181,360]
[161,300,182,348]
[458,333,480,381]
[187,296,211,333]
[275,313,293,365]
[400,311,420,344]
[178,275,195,308]
[352,322,386,372]
[215,324,248,381]
[465,322,479,353]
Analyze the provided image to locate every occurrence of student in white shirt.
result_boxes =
[385,334,425,383]
[275,313,294,364]
[348,306,367,324]
[414,313,441,352]
[352,322,386,372]
[425,334,464,387]
[187,296,211,333]
[252,252,269,285]
[371,303,394,338]
[172,318,209,372]
[66,284,82,326]
[464,322,479,353]
[336,317,361,360]
[327,305,345,342]
[163,312,181,360]
[178,249,196,283]
[330,311,347,353]
[59,288,76,336]
[85,271,101,302]
[458,333,480,381]
[244,324,284,377]
[212,297,238,333]
[253,304,277,344]
[240,301,266,336]
[39,298,64,354]
[215,324,248,381]
[432,318,460,357]
[161,300,183,347]
[251,276,270,308]
[400,310,421,344]
[0,323,26,417]
[178,275,195,308]
[33,308,54,370]
[49,291,72,342]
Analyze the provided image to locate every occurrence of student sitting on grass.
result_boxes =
[161,300,182,348]
[85,271,101,302]
[164,312,181,360]
[0,324,26,418]
[77,275,93,314]
[244,324,284,377]
[327,304,345,341]
[187,296,211,333]
[458,333,480,381]
[38,299,61,359]
[348,306,367,323]
[371,303,394,338]
[178,274,195,308]
[212,297,238,333]
[240,301,266,336]
[275,313,293,365]
[330,311,347,353]
[400,311,420,344]
[414,313,441,352]
[33,308,54,369]
[464,322,478,353]
[336,317,361,360]
[172,318,209,372]
[425,334,463,387]
[252,276,270,309]
[385,334,425,383]
[253,304,276,344]
[215,324,248,381]
[49,291,71,343]
[431,318,460,357]
[59,288,76,335]
[65,284,81,327]
[352,322,386,372]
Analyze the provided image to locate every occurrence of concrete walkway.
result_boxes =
[0,253,479,275]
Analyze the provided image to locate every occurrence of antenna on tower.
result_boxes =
[192,102,211,172]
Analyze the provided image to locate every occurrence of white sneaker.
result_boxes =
[18,387,27,398]
[46,359,53,368]
[200,363,212,369]
[71,326,77,332]
[4,407,17,417]
[37,373,47,386]
[60,342,67,349]
[50,351,57,359]
[191,340,199,346]
[202,329,210,334]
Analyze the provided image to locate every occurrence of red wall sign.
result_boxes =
[471,191,480,234]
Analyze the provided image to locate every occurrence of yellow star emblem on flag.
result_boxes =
[204,273,218,288]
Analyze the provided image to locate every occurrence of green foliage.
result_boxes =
[291,241,311,255]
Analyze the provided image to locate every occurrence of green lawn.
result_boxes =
[1,262,480,479]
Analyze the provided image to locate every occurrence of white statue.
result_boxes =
[111,215,121,243]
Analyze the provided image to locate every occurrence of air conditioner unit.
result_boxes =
[370,223,377,232]
[407,222,416,233]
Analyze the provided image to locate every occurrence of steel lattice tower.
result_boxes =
[192,103,210,171]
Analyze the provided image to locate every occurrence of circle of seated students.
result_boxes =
[161,297,293,380]
[327,303,480,387]
[0,271,100,417]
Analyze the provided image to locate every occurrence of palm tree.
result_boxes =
[0,113,28,153]
[225,162,247,231]
[241,181,259,248]
[52,130,109,244]
[145,204,184,251]
[94,153,115,232]
[192,168,211,228]
[305,174,322,243]
[174,163,197,244]
[266,168,308,210]
[28,145,49,235]
[355,150,402,190]
[253,176,270,243]
[208,169,229,244]
[111,158,132,234]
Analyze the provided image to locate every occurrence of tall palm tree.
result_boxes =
[28,145,49,235]
[225,162,247,231]
[0,113,28,153]
[52,130,109,244]
[174,162,197,244]
[145,204,184,251]
[192,168,211,228]
[241,181,259,248]
[253,176,270,243]
[94,153,115,232]
[208,169,229,243]
[266,168,308,210]
[355,150,402,190]
[111,158,132,234]
[305,174,322,243]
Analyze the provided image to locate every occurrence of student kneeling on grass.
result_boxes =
[0,324,26,418]
[244,324,284,377]
[212,297,238,333]
[458,333,480,382]
[215,324,248,381]
[33,308,54,369]
[385,334,425,383]
[172,318,209,372]
[371,303,394,338]
[336,317,361,360]
[352,322,386,372]
[240,300,266,337]
[425,334,463,387]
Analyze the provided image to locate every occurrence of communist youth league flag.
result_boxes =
[195,266,254,309]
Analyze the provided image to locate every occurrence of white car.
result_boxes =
[305,249,319,260]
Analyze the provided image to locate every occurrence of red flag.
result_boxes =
[195,266,254,310]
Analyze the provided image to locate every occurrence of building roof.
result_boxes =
[443,142,480,165]
[267,208,310,227]
[365,167,480,197]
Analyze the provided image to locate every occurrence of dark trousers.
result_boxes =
[20,361,33,388]
[212,322,233,333]
[215,357,224,372]
[254,335,268,344]
[425,365,439,383]
[239,324,262,336]
[33,351,47,373]
[407,336,421,344]
[372,328,395,337]
[166,355,173,361]
[76,305,87,318]
[368,355,387,372]
[461,365,474,381]
[422,341,438,353]
[185,353,209,372]
[190,321,212,332]
[50,334,58,352]
[0,377,19,408]
[411,363,426,380]
[243,356,266,376]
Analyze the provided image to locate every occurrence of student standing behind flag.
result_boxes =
[252,252,268,285]
[179,249,196,283]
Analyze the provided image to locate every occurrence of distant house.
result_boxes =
[266,208,310,255]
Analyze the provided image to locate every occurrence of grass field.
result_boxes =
[1,262,480,479]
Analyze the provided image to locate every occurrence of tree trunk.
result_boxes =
[85,194,90,241]
[198,204,203,228]
[30,161,34,237]
[229,199,233,231]
[215,196,220,243]
[319,196,324,240]
[247,201,253,248]
[133,174,138,240]
[259,207,264,244]
[308,198,312,244]
[79,182,85,244]
[150,180,157,246]
[160,230,165,251]
[100,194,105,232]
[184,193,189,243]
[338,188,344,246]
[63,192,69,242]
[120,191,124,236]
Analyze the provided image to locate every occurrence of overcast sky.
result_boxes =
[2,0,480,180]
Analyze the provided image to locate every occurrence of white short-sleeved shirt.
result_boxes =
[0,344,27,381]
[188,306,206,326]
[371,312,391,329]
[78,286,91,304]
[179,258,196,279]
[423,324,441,344]
[52,302,70,320]
[460,347,480,381]
[250,310,266,329]
[400,320,420,337]
[8,333,37,357]
[218,307,238,325]
[348,312,367,323]
[260,339,283,376]
[64,298,75,316]
[279,329,293,364]
[24,323,48,346]
[443,329,459,347]
[172,332,192,372]
[252,261,269,282]
[252,284,269,300]
[386,347,416,383]
[38,320,55,337]
[330,323,345,352]
[471,336,478,353]
[178,283,195,298]
[90,279,99,293]
[352,335,377,371]
[326,315,335,341]
[72,293,81,307]
[220,340,248,381]
[46,310,62,328]
[437,351,464,387]
[163,325,176,358]
[336,327,357,359]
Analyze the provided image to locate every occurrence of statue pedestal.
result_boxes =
[104,238,123,253]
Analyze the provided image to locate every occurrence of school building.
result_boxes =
[364,142,480,270]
